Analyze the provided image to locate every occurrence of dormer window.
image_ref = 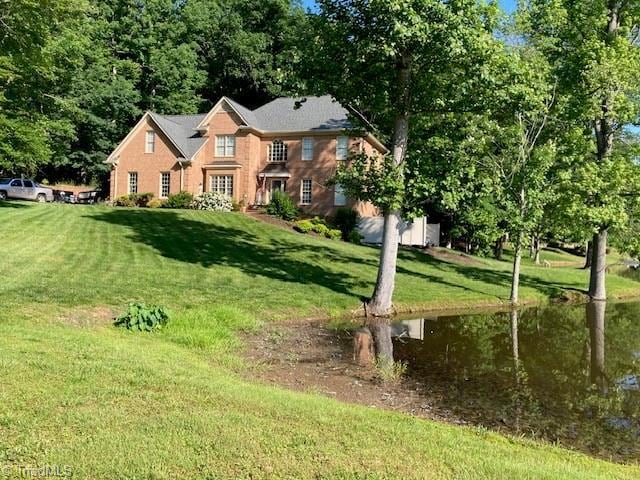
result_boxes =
[145,131,155,153]
[269,139,287,163]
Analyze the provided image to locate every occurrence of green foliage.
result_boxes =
[311,223,329,236]
[333,208,359,240]
[294,219,314,233]
[165,191,194,209]
[266,190,299,221]
[333,154,405,214]
[114,302,170,332]
[374,359,407,384]
[147,199,165,209]
[326,228,342,241]
[114,193,154,208]
[347,229,363,245]
[191,192,233,212]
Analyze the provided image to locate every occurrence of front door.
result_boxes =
[268,179,286,203]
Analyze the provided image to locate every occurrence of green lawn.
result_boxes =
[1,201,639,479]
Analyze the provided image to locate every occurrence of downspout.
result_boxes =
[178,160,185,192]
[113,159,119,199]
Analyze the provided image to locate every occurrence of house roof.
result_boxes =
[148,112,207,159]
[107,95,384,164]
[249,95,352,132]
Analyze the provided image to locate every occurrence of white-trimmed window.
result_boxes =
[128,172,138,194]
[302,137,314,161]
[334,183,347,206]
[210,175,233,197]
[160,172,170,198]
[336,136,349,160]
[215,135,236,157]
[300,178,312,205]
[269,139,287,162]
[145,131,155,153]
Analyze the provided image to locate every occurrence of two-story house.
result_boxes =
[106,95,387,217]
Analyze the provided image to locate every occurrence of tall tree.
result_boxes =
[307,0,500,364]
[525,0,640,300]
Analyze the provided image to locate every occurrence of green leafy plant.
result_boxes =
[114,303,171,332]
[114,193,154,207]
[348,229,364,244]
[374,359,407,384]
[266,190,299,221]
[147,198,165,209]
[294,219,314,233]
[165,191,194,209]
[333,208,359,240]
[312,223,329,235]
[326,228,342,240]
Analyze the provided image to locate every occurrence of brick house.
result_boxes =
[106,95,387,216]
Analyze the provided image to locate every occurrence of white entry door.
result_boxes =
[268,179,286,203]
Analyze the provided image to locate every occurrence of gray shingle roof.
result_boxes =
[147,96,353,161]
[149,112,207,159]
[251,95,352,132]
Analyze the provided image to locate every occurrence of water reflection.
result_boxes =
[391,301,640,461]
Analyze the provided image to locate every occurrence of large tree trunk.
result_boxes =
[586,2,619,300]
[587,301,607,394]
[588,229,607,300]
[366,52,411,318]
[510,231,523,304]
[368,318,394,367]
[583,240,592,269]
[367,210,401,316]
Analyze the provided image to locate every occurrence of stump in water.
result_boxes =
[353,327,374,366]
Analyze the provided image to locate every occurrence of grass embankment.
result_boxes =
[1,201,639,479]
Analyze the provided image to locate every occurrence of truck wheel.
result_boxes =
[0,191,6,200]
[37,193,46,203]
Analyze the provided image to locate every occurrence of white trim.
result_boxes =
[300,178,312,205]
[145,131,156,154]
[215,134,236,157]
[159,171,170,198]
[196,97,249,131]
[128,171,138,195]
[302,137,314,161]
[235,125,389,154]
[258,172,291,178]
[106,113,152,163]
[203,163,243,169]
[106,112,191,163]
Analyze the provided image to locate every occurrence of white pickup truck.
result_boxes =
[0,178,54,202]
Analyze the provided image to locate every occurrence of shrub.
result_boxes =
[114,195,136,207]
[114,303,170,332]
[266,190,299,221]
[191,192,233,212]
[147,198,165,209]
[348,229,364,244]
[334,208,359,240]
[326,228,342,240]
[375,359,407,384]
[294,219,314,233]
[312,223,329,235]
[310,216,326,226]
[114,193,154,207]
[165,191,193,209]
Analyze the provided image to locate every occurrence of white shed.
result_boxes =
[357,216,440,247]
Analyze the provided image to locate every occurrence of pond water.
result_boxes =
[390,301,640,461]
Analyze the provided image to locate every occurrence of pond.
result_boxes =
[391,301,640,461]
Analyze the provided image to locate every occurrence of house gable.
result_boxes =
[196,97,253,134]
